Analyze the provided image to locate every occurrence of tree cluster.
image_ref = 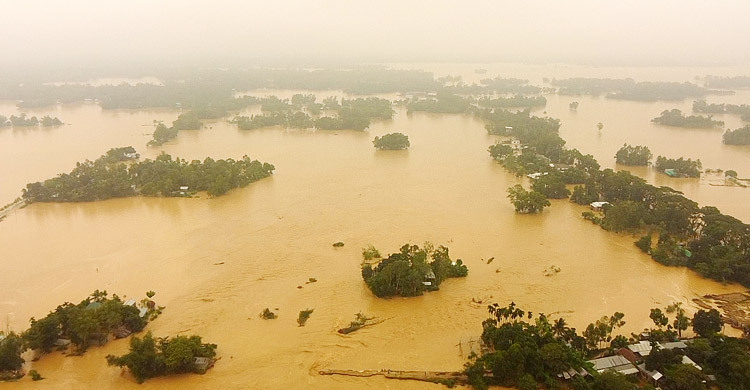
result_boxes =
[651,109,724,128]
[22,151,275,202]
[106,332,217,383]
[373,132,410,150]
[361,243,468,298]
[655,156,702,178]
[723,125,750,145]
[615,144,652,166]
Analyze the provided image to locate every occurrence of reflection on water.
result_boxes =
[1,64,750,388]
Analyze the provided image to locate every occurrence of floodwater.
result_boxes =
[0,64,749,389]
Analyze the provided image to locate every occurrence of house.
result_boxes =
[179,185,189,195]
[552,163,573,171]
[510,139,522,149]
[590,201,610,211]
[194,357,215,373]
[112,325,132,339]
[664,169,678,177]
[504,126,513,134]
[627,340,655,358]
[124,152,140,159]
[123,299,137,307]
[587,355,639,376]
[423,269,436,286]
[637,363,664,386]
[527,172,548,180]
[139,308,148,318]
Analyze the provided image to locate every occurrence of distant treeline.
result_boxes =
[704,75,750,89]
[551,78,730,101]
[0,114,63,127]
[693,100,750,122]
[723,125,750,145]
[22,150,274,202]
[231,95,393,131]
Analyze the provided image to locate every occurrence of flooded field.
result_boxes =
[1,64,749,389]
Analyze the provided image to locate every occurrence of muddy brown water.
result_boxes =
[1,64,749,388]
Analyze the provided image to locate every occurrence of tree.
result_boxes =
[692,309,722,337]
[531,174,571,199]
[602,201,646,232]
[569,101,579,110]
[591,371,636,390]
[597,122,604,131]
[507,185,550,214]
[650,308,669,329]
[0,333,25,372]
[666,303,690,338]
[615,144,652,165]
[297,309,314,326]
[372,133,410,150]
[663,364,706,390]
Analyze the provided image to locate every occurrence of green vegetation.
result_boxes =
[651,109,723,128]
[22,290,151,354]
[106,332,217,383]
[406,91,473,114]
[464,302,589,390]
[655,156,702,178]
[552,78,713,101]
[102,146,139,163]
[40,115,64,126]
[259,308,277,320]
[477,95,546,108]
[9,113,39,126]
[723,125,750,145]
[297,309,314,326]
[361,243,468,298]
[29,369,44,381]
[22,151,274,202]
[171,112,203,130]
[530,173,571,199]
[361,245,382,260]
[704,75,750,89]
[373,133,410,150]
[615,144,652,166]
[149,122,178,146]
[693,100,750,122]
[0,333,25,372]
[478,77,542,94]
[0,115,8,127]
[507,185,551,214]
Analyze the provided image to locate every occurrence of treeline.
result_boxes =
[464,301,750,390]
[361,243,468,298]
[552,78,722,101]
[655,156,702,178]
[22,150,275,202]
[477,95,547,108]
[0,67,437,109]
[651,109,724,128]
[615,144,653,166]
[693,100,750,122]
[0,114,64,127]
[484,107,748,287]
[233,96,393,131]
[704,75,750,89]
[723,125,750,145]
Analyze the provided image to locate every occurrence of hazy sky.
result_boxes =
[2,0,749,70]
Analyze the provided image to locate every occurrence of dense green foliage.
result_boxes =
[149,122,179,146]
[22,151,274,202]
[102,146,139,163]
[651,109,723,128]
[464,303,588,390]
[373,132,410,150]
[692,309,723,338]
[615,144,652,166]
[171,112,203,130]
[106,332,217,383]
[507,185,551,213]
[655,156,702,178]
[361,243,468,298]
[723,125,750,145]
[0,333,25,372]
[22,290,149,354]
[297,309,314,326]
[531,173,571,199]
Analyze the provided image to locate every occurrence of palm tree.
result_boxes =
[553,318,570,339]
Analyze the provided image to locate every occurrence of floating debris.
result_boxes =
[298,309,314,326]
[213,261,225,265]
[338,312,383,334]
[486,256,495,264]
[260,308,277,320]
[543,265,561,276]
[332,242,345,247]
[306,277,317,284]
